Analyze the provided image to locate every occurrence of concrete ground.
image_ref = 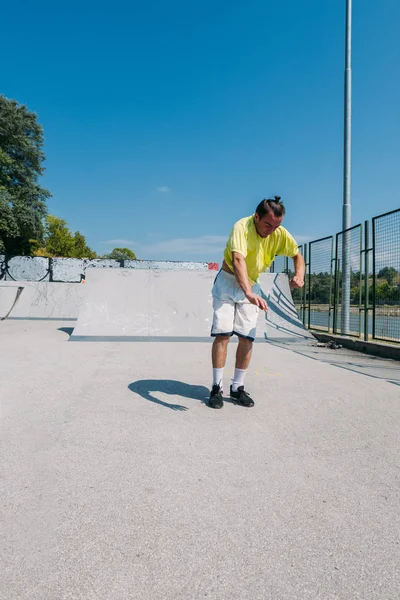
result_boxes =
[1,320,400,600]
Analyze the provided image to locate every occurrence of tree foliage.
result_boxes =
[33,215,97,259]
[73,231,97,259]
[307,269,400,306]
[377,267,397,285]
[104,247,137,261]
[43,215,75,257]
[0,95,51,254]
[309,271,332,304]
[0,189,18,253]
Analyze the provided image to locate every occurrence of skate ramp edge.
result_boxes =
[0,284,24,320]
[0,281,84,320]
[70,269,313,342]
[258,273,314,343]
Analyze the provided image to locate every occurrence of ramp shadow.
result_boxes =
[58,326,75,337]
[128,380,209,411]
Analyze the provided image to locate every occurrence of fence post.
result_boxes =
[307,243,311,329]
[341,229,351,334]
[333,235,339,334]
[358,225,363,338]
[303,244,308,326]
[372,218,376,340]
[328,236,334,332]
[364,220,370,341]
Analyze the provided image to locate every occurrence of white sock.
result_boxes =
[213,368,224,390]
[232,368,247,392]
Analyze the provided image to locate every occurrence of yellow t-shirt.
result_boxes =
[223,215,299,285]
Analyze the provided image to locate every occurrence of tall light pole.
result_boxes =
[341,0,352,334]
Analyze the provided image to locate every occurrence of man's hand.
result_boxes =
[290,254,305,289]
[246,291,268,311]
[289,275,304,289]
[231,252,268,311]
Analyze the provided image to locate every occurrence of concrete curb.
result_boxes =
[313,332,400,361]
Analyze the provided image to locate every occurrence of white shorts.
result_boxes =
[211,270,261,341]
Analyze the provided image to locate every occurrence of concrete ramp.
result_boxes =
[71,269,214,340]
[259,273,314,342]
[0,284,24,320]
[71,269,313,342]
[0,281,84,320]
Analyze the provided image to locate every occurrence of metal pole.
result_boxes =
[372,218,376,339]
[364,220,370,341]
[328,236,334,332]
[358,225,363,337]
[333,239,339,334]
[341,0,352,334]
[303,244,308,327]
[308,244,312,330]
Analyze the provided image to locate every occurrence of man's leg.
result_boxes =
[212,334,230,369]
[235,336,253,370]
[209,335,230,409]
[210,298,234,397]
[209,271,235,408]
[231,337,253,394]
[230,298,257,407]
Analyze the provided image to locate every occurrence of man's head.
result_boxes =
[254,196,285,238]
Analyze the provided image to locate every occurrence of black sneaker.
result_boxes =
[209,384,223,409]
[230,385,254,407]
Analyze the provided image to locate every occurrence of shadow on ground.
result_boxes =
[128,380,209,411]
[58,327,75,337]
[268,340,400,387]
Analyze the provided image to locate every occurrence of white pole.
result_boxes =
[341,0,352,334]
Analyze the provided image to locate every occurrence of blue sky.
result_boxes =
[2,0,399,263]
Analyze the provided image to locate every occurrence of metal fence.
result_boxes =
[372,209,400,343]
[271,255,288,275]
[288,245,306,323]
[333,224,362,336]
[271,207,400,344]
[308,236,334,332]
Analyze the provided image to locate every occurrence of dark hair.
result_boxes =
[255,195,285,218]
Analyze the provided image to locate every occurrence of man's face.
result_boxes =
[254,209,283,238]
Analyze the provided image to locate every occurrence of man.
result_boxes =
[209,196,305,409]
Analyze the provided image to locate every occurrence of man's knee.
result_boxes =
[213,335,231,345]
[238,336,253,349]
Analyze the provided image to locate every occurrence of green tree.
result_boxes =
[0,189,18,253]
[72,231,97,259]
[309,271,331,304]
[43,215,75,257]
[0,95,51,254]
[378,267,398,285]
[375,280,390,302]
[37,215,96,258]
[350,285,360,304]
[105,247,137,261]
[350,270,361,287]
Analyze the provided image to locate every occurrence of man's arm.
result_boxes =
[290,253,305,289]
[232,252,268,311]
